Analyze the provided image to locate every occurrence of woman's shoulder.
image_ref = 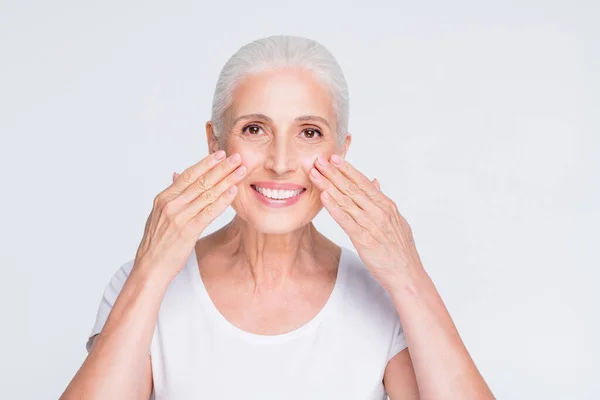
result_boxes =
[337,246,406,360]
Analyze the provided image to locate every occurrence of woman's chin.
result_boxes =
[232,205,321,235]
[245,214,308,234]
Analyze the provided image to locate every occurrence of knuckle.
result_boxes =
[181,170,194,184]
[339,194,352,208]
[346,182,360,195]
[357,176,371,190]
[153,194,164,209]
[196,175,209,191]
[154,192,170,209]
[209,189,219,202]
[171,213,188,234]
[201,188,216,202]
[162,201,178,218]
[203,202,216,218]
[379,197,393,210]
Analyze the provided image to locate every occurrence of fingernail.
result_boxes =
[317,156,327,166]
[214,150,226,160]
[230,153,241,163]
[330,154,343,165]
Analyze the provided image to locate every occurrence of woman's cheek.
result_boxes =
[301,153,318,174]
[237,148,263,172]
[301,151,334,176]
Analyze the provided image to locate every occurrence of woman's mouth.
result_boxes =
[250,184,307,208]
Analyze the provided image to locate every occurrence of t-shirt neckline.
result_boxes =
[190,244,348,345]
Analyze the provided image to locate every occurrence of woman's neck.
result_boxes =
[218,215,322,287]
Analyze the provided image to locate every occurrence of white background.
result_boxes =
[1,0,598,398]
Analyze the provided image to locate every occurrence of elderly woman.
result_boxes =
[62,35,494,399]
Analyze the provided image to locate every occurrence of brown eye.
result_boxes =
[303,129,322,139]
[242,125,263,135]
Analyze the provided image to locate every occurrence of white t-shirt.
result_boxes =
[87,245,407,399]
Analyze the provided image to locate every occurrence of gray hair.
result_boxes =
[210,35,349,146]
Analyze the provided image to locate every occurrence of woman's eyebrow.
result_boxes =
[295,115,330,129]
[232,113,330,128]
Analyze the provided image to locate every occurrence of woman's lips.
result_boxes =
[251,181,305,190]
[250,184,306,208]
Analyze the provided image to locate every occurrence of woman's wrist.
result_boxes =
[385,262,432,306]
[130,259,175,295]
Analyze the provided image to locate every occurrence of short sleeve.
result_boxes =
[85,260,137,353]
[386,314,408,363]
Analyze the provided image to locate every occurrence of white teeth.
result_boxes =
[254,185,303,200]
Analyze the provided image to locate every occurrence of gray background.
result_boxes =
[1,0,598,398]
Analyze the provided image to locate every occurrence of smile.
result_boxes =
[250,184,307,208]
[251,185,305,200]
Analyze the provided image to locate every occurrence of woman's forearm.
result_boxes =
[389,267,495,399]
[61,264,169,399]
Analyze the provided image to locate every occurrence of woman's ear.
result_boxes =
[205,121,220,154]
[340,132,352,159]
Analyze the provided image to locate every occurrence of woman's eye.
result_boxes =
[302,128,323,139]
[242,124,264,135]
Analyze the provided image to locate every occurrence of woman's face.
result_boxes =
[207,68,351,234]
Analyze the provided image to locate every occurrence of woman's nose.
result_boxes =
[264,139,297,175]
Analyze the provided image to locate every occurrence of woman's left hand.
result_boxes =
[309,154,424,292]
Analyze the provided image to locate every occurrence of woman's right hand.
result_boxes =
[132,150,246,283]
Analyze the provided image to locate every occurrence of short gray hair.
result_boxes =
[210,35,349,145]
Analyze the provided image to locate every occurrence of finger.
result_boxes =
[183,162,247,219]
[319,190,372,244]
[177,152,242,205]
[190,183,238,230]
[313,156,378,213]
[373,178,380,191]
[329,154,386,203]
[172,172,180,183]
[309,166,374,229]
[169,150,228,194]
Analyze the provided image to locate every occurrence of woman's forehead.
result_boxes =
[230,69,336,125]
